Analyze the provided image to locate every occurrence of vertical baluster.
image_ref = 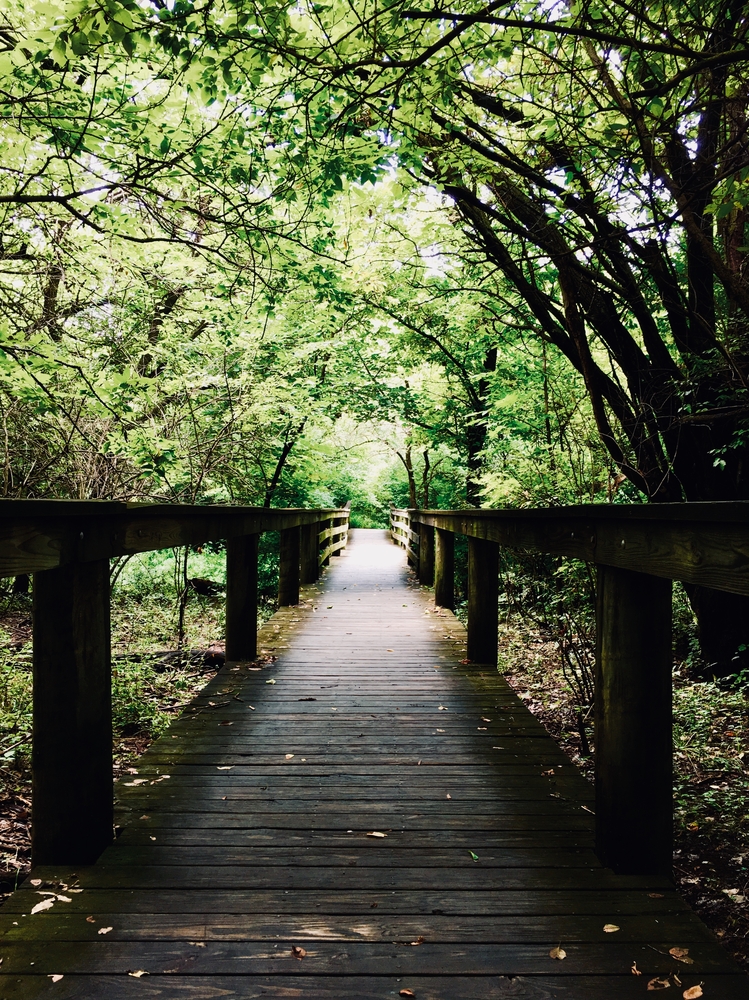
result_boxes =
[32,560,112,865]
[595,565,672,875]
[467,536,499,665]
[434,528,455,610]
[226,534,259,662]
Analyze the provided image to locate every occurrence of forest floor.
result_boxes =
[0,588,745,974]
[497,616,749,974]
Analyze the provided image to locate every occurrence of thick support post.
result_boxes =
[419,524,435,586]
[434,528,455,610]
[32,560,112,865]
[278,526,301,606]
[300,522,319,584]
[595,565,672,876]
[467,537,499,665]
[226,534,259,661]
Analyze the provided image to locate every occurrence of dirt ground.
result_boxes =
[498,618,749,973]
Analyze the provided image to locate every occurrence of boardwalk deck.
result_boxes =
[0,529,745,998]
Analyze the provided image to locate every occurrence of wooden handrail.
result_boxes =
[7,501,349,868]
[389,501,749,880]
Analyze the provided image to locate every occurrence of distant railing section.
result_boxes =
[390,501,749,880]
[0,500,350,868]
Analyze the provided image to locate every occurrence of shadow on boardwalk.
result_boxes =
[0,529,745,997]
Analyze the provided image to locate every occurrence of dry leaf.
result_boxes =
[647,977,671,990]
[438,705,447,711]
[386,649,394,653]
[399,991,415,998]
[549,946,566,960]
[128,971,148,978]
[217,766,233,771]
[669,947,694,964]
[86,916,95,923]
[219,721,233,726]
[480,717,491,722]
[285,754,295,760]
[29,879,42,887]
[266,679,276,684]
[31,898,55,915]
[98,926,113,935]
[649,893,665,899]
[603,923,620,933]
[409,936,425,946]
[682,987,703,999]
[48,975,63,982]
[446,794,452,800]
[477,727,487,731]
[632,961,642,976]
[436,728,445,733]
[367,831,387,838]
[291,946,307,959]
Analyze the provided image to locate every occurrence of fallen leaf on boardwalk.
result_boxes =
[669,947,694,964]
[648,893,665,899]
[603,924,620,933]
[542,769,555,776]
[217,766,233,770]
[632,961,642,975]
[647,977,671,990]
[409,936,425,946]
[31,898,55,914]
[438,705,447,711]
[399,990,415,997]
[86,916,95,923]
[477,727,487,731]
[139,815,150,820]
[291,946,307,959]
[98,927,113,935]
[367,831,387,838]
[266,679,276,685]
[386,649,394,652]
[128,970,149,978]
[48,975,63,982]
[219,721,233,726]
[470,852,479,862]
[683,987,703,999]
[56,895,72,903]
[29,879,42,887]
[549,946,566,960]
[124,778,148,786]
[285,754,295,760]
[580,805,595,814]
[436,728,445,733]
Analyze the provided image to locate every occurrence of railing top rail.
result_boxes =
[395,501,749,523]
[390,502,749,597]
[0,500,348,519]
[0,502,350,578]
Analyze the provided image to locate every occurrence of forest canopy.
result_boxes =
[1,0,749,662]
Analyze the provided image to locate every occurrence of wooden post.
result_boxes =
[434,528,455,610]
[278,526,301,605]
[419,524,435,586]
[467,536,499,665]
[300,522,319,584]
[32,560,112,865]
[595,565,672,876]
[226,534,259,661]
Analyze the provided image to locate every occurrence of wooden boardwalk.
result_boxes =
[0,529,745,998]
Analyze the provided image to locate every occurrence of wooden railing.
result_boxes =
[390,502,749,879]
[0,500,350,867]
